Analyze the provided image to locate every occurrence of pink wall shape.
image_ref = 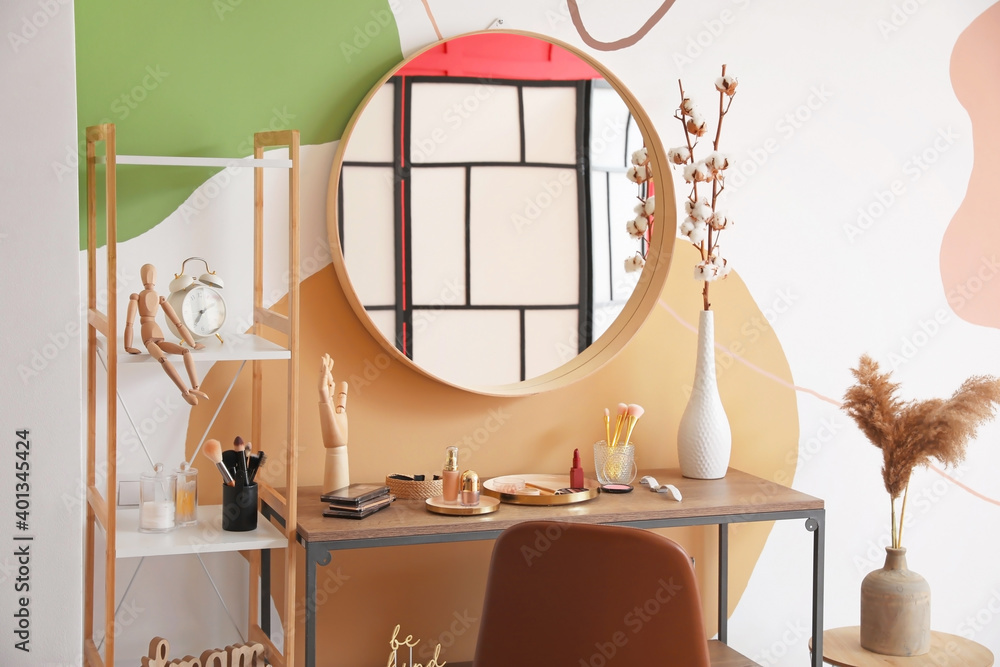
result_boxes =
[942,2,1000,329]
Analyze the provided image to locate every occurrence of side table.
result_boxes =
[815,626,993,666]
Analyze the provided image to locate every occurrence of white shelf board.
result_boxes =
[98,154,292,169]
[98,333,290,363]
[110,504,287,558]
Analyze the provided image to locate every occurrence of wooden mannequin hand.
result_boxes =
[319,353,336,404]
[192,342,205,350]
[319,353,349,448]
[125,346,141,355]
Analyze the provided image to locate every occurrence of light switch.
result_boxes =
[118,480,140,507]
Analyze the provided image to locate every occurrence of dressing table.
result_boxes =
[260,468,824,666]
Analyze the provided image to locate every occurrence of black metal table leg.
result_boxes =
[806,513,825,667]
[305,544,332,667]
[718,522,729,644]
[261,548,270,636]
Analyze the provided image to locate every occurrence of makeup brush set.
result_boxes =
[202,436,266,531]
[203,436,265,487]
[596,403,644,491]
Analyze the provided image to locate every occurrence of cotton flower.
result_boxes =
[680,97,696,115]
[715,73,738,96]
[625,253,645,273]
[685,111,707,137]
[630,147,648,166]
[644,196,655,216]
[710,211,733,230]
[626,215,648,238]
[682,161,712,183]
[694,261,718,282]
[685,197,712,221]
[634,203,646,216]
[678,217,695,235]
[625,164,649,184]
[687,221,708,245]
[667,146,691,165]
[708,253,731,279]
[705,151,730,171]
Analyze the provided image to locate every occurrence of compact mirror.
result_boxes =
[327,31,674,395]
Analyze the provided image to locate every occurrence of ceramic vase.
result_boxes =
[677,310,732,479]
[860,547,931,656]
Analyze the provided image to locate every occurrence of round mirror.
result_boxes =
[327,30,674,395]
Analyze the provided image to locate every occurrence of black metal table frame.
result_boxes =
[260,504,825,667]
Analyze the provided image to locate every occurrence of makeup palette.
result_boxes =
[599,483,634,494]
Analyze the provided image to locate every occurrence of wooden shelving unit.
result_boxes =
[84,123,300,667]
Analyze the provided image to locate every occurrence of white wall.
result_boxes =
[0,0,83,665]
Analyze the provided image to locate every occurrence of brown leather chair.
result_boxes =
[473,521,711,666]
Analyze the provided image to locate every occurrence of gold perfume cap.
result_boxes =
[460,469,480,493]
[444,446,459,472]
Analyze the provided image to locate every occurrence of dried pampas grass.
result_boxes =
[842,354,1000,548]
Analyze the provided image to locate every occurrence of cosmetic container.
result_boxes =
[442,446,460,502]
[222,483,259,532]
[460,469,480,507]
[593,441,637,485]
[139,463,176,533]
[174,461,198,526]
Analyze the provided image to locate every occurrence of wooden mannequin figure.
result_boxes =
[125,264,209,406]
[318,353,350,493]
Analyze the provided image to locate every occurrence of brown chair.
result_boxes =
[473,520,712,666]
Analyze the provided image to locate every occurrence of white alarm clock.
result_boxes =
[166,257,227,342]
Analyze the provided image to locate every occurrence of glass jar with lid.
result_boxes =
[139,463,176,533]
[174,461,198,527]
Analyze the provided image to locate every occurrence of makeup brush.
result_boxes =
[234,436,250,486]
[203,439,235,486]
[611,402,628,447]
[604,407,611,445]
[248,450,266,483]
[622,404,645,448]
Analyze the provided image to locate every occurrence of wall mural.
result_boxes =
[75,0,1000,665]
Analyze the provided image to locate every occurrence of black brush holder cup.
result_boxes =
[222,483,258,532]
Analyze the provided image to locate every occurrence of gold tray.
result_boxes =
[482,474,599,506]
[425,495,500,516]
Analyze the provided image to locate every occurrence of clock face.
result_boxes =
[181,286,227,337]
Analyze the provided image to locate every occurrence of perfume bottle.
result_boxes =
[442,446,460,502]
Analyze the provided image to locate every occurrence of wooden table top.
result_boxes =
[817,627,994,666]
[266,468,822,545]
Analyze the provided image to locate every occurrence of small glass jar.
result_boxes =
[460,470,480,507]
[139,463,176,533]
[174,461,198,527]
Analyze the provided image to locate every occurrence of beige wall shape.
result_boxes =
[186,241,799,665]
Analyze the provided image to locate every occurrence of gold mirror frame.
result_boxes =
[326,29,675,397]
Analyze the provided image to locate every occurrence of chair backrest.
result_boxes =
[473,521,711,667]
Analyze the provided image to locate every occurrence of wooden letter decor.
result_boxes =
[386,625,445,667]
[141,636,270,667]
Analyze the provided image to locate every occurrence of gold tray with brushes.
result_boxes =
[482,474,600,506]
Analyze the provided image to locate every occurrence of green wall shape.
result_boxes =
[75,0,402,248]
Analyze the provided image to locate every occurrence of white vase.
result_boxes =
[677,310,732,479]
